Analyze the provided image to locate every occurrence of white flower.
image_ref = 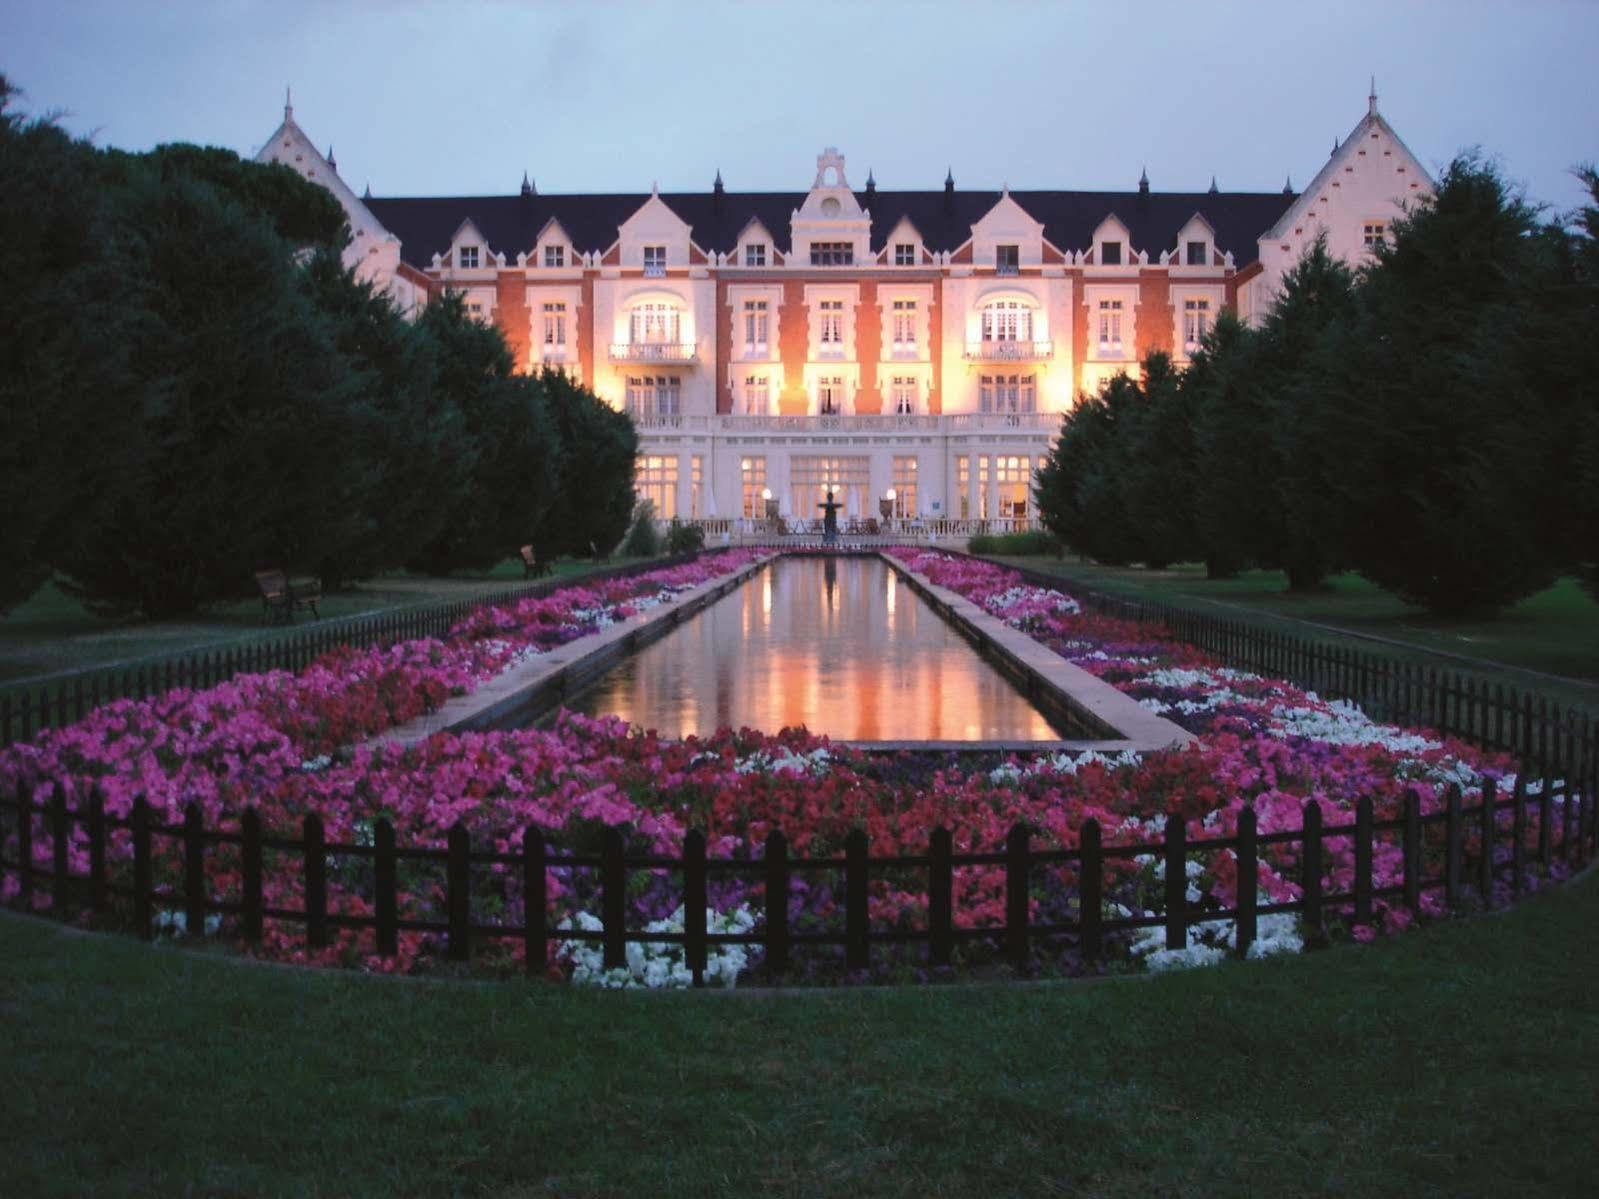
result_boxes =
[735,747,832,778]
[557,904,758,989]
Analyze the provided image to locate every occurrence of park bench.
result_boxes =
[254,570,321,625]
[519,545,551,579]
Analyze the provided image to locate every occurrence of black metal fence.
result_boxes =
[2,765,1593,982]
[0,555,697,750]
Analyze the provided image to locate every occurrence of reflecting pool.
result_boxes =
[558,555,1065,741]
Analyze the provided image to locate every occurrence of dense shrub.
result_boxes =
[967,530,1061,556]
[665,521,706,555]
[622,501,661,558]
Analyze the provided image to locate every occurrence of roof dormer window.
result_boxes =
[457,245,479,270]
[895,243,916,267]
[996,244,1019,275]
[544,244,565,268]
[745,243,767,267]
[810,242,854,267]
[643,245,666,276]
[1099,241,1122,266]
[1185,240,1208,266]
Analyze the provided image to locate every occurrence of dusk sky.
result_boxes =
[3,0,1596,212]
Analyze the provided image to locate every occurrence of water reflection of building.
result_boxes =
[260,88,1427,525]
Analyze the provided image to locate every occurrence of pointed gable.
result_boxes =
[967,189,1050,269]
[615,189,699,271]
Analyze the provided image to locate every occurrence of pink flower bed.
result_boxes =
[0,548,1576,981]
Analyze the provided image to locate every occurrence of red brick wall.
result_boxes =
[1134,270,1173,361]
[778,280,809,415]
[715,277,732,414]
[927,277,943,414]
[853,281,880,414]
[1069,269,1089,396]
[495,272,531,371]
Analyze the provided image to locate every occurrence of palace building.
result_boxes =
[256,86,1430,527]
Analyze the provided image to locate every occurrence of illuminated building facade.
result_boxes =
[257,87,1429,524]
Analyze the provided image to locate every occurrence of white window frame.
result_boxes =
[642,245,667,276]
[894,242,916,267]
[745,242,767,267]
[457,245,480,270]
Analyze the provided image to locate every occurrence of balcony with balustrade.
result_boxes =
[962,339,1055,362]
[609,341,699,364]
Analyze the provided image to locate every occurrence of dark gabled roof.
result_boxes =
[364,187,1297,269]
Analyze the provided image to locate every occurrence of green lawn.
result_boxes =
[2,871,1595,1197]
[0,559,614,693]
[991,557,1599,712]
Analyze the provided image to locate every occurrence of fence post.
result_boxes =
[523,827,547,977]
[49,793,70,915]
[1538,773,1554,872]
[1235,805,1257,959]
[88,788,107,915]
[184,802,205,937]
[845,828,868,973]
[1402,789,1421,916]
[1163,813,1186,952]
[684,829,708,987]
[374,818,397,958]
[1005,822,1030,970]
[764,829,790,978]
[132,796,152,940]
[1511,775,1527,898]
[304,813,327,949]
[1562,763,1578,863]
[1444,784,1463,908]
[601,826,625,971]
[448,821,471,964]
[242,807,262,944]
[1080,819,1103,964]
[1479,778,1497,906]
[1354,796,1373,926]
[1301,802,1322,935]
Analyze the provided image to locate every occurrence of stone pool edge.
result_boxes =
[374,553,778,749]
[880,553,1195,754]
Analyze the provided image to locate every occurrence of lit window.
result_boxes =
[891,456,918,516]
[818,299,844,354]
[457,245,479,269]
[817,375,844,415]
[1363,222,1386,250]
[1098,299,1124,352]
[690,455,703,518]
[810,241,853,266]
[996,244,1019,275]
[1099,241,1122,266]
[1185,240,1208,266]
[745,243,767,267]
[981,300,1032,343]
[643,245,666,276]
[634,454,679,519]
[630,302,681,345]
[891,376,917,415]
[895,243,916,266]
[741,374,771,415]
[625,375,682,418]
[891,300,917,355]
[741,456,768,517]
[1183,298,1210,352]
[979,374,1036,414]
[743,300,769,355]
[544,245,565,268]
[543,302,566,351]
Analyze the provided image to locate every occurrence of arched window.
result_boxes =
[628,301,682,345]
[980,299,1034,343]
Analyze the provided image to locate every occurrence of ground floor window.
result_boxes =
[690,455,703,518]
[790,455,869,519]
[636,454,678,519]
[741,373,771,415]
[956,455,970,520]
[891,456,918,517]
[978,456,990,520]
[625,375,682,417]
[891,375,918,415]
[980,374,1036,413]
[996,455,1032,519]
[741,456,767,518]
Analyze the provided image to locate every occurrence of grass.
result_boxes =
[0,559,616,693]
[990,557,1599,712]
[2,871,1596,1197]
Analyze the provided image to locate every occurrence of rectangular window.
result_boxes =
[1363,222,1386,250]
[740,456,768,518]
[544,245,565,268]
[891,299,917,355]
[1183,298,1210,351]
[1098,299,1124,352]
[894,243,916,266]
[634,455,678,519]
[996,244,1020,275]
[810,241,854,266]
[1099,241,1122,266]
[467,300,485,319]
[745,243,767,267]
[630,302,680,345]
[690,455,703,519]
[980,374,1035,414]
[817,375,844,415]
[789,455,869,520]
[1185,240,1208,266]
[818,299,844,354]
[741,373,770,415]
[981,301,1031,343]
[643,245,666,276]
[956,455,971,520]
[624,375,682,417]
[891,456,918,517]
[542,302,566,350]
[743,300,769,354]
[457,245,479,269]
[891,375,917,415]
[978,455,991,520]
[996,455,1031,519]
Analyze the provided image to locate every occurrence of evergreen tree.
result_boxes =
[1562,166,1599,602]
[1319,153,1571,615]
[539,368,638,560]
[1035,374,1144,564]
[1120,352,1201,569]
[1189,312,1267,577]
